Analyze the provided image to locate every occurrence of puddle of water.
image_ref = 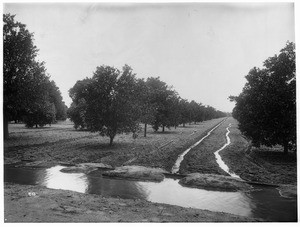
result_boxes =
[172,120,224,174]
[214,124,240,179]
[4,165,297,221]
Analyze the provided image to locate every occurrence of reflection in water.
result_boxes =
[4,165,297,221]
[41,166,88,193]
[86,173,148,200]
[247,187,298,222]
[138,178,253,217]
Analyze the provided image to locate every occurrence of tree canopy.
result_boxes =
[3,14,67,136]
[230,42,296,154]
[69,65,227,145]
[69,65,142,145]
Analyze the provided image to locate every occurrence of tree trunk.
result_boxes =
[35,124,38,128]
[4,115,9,140]
[144,123,147,137]
[162,125,165,132]
[183,123,185,127]
[109,136,114,146]
[283,141,289,155]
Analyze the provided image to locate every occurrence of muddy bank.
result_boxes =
[60,163,113,174]
[102,165,167,182]
[179,173,252,192]
[277,185,297,199]
[4,183,256,222]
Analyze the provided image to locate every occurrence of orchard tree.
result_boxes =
[3,14,66,135]
[22,61,56,127]
[69,65,141,146]
[178,99,190,127]
[135,78,157,137]
[68,78,91,129]
[67,99,87,129]
[3,14,39,138]
[145,77,178,132]
[48,80,68,120]
[230,42,296,154]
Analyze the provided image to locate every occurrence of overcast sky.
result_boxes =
[4,2,295,112]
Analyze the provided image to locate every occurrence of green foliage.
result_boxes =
[231,42,296,154]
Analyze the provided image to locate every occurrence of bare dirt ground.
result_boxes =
[3,117,296,222]
[4,118,224,171]
[181,117,297,186]
[179,119,229,175]
[220,118,297,186]
[4,183,255,222]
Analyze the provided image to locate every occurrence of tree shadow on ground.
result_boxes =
[252,147,297,164]
[81,142,132,151]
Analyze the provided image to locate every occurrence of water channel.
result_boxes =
[4,121,297,221]
[171,120,225,174]
[4,164,297,221]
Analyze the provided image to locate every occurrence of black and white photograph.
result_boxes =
[2,0,298,223]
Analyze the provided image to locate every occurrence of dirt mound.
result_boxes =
[60,163,113,174]
[102,165,167,182]
[179,173,252,192]
[277,185,297,198]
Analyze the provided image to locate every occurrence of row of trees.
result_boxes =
[230,42,296,155]
[3,14,67,139]
[3,13,226,144]
[68,65,227,145]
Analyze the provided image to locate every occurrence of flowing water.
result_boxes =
[4,164,297,221]
[214,123,240,179]
[171,120,225,174]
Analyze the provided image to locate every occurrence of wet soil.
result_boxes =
[4,119,224,171]
[179,120,229,175]
[4,183,256,222]
[220,118,297,186]
[3,118,297,222]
